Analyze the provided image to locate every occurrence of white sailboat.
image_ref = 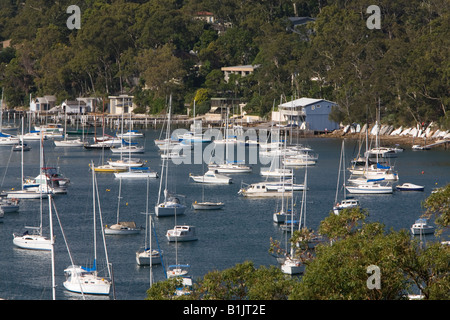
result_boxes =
[136,178,162,266]
[155,96,186,217]
[54,112,83,147]
[63,163,112,295]
[104,177,141,235]
[7,128,49,199]
[333,140,360,215]
[12,190,52,251]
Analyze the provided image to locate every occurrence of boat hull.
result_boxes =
[135,250,162,266]
[13,234,52,250]
[192,202,224,210]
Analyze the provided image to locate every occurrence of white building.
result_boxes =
[30,96,56,112]
[108,95,135,115]
[221,65,260,83]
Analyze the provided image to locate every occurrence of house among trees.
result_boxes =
[61,100,87,114]
[204,97,242,121]
[275,98,340,132]
[221,65,260,83]
[29,96,56,112]
[194,11,215,24]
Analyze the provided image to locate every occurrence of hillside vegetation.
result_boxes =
[0,0,448,128]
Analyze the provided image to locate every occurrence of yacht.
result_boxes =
[166,225,198,242]
[333,199,360,215]
[410,218,435,235]
[189,169,232,184]
[396,183,424,191]
[346,181,393,194]
[238,182,293,197]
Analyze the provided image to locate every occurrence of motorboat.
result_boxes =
[13,143,31,152]
[333,199,360,215]
[189,169,232,184]
[238,182,293,198]
[410,218,435,235]
[192,201,224,210]
[167,264,190,278]
[346,181,393,194]
[166,225,198,242]
[396,183,424,191]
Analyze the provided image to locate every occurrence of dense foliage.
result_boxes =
[0,0,448,127]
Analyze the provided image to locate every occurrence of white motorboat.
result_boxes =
[167,264,190,278]
[410,218,435,235]
[192,201,224,210]
[396,183,425,191]
[166,225,198,242]
[189,169,232,184]
[238,182,293,197]
[346,181,393,194]
[333,199,360,215]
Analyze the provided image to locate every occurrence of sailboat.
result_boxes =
[63,162,112,295]
[333,140,360,214]
[12,187,52,251]
[136,178,162,266]
[0,92,19,145]
[192,167,225,210]
[155,96,186,217]
[104,177,141,235]
[7,129,50,199]
[54,111,83,147]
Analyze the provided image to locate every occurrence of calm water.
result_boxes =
[0,128,449,300]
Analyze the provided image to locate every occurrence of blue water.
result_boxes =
[0,129,449,300]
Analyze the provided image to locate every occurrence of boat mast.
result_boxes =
[48,194,56,300]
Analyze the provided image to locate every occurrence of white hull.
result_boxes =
[155,204,186,217]
[190,176,231,184]
[7,190,49,199]
[110,146,144,153]
[135,250,162,265]
[54,139,84,147]
[108,159,143,167]
[13,234,52,250]
[260,168,293,177]
[166,226,198,242]
[281,258,305,275]
[114,171,158,179]
[63,280,111,295]
[192,202,224,210]
[104,224,141,235]
[208,164,252,173]
[346,184,393,194]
